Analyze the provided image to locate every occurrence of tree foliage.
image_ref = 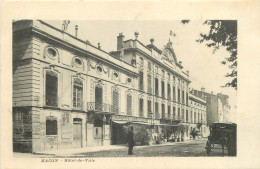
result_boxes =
[196,20,237,90]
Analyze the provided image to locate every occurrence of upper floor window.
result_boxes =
[147,74,152,94]
[139,98,144,117]
[167,83,171,100]
[126,94,132,115]
[73,79,83,109]
[148,100,152,118]
[186,110,189,122]
[139,57,144,65]
[112,89,119,114]
[148,62,152,71]
[45,71,58,107]
[139,71,144,91]
[161,81,165,98]
[168,105,171,119]
[154,66,158,74]
[155,102,159,119]
[167,73,170,80]
[173,76,176,83]
[162,70,165,78]
[161,104,165,119]
[173,86,176,101]
[155,78,159,96]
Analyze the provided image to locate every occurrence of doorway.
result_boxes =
[73,118,82,148]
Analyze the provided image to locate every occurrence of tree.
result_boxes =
[196,20,237,90]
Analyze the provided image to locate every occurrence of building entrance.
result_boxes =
[73,118,82,148]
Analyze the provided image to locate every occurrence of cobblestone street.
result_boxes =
[14,138,232,158]
[72,138,229,157]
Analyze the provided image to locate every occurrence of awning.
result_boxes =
[130,121,149,125]
[112,120,129,124]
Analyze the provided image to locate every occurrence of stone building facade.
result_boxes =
[13,20,200,153]
[194,88,226,126]
[189,90,208,137]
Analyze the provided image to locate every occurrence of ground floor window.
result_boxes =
[46,116,57,135]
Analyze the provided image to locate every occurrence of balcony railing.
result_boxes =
[87,102,112,113]
[73,101,84,111]
[45,95,59,108]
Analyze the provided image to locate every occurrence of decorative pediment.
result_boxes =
[162,39,178,66]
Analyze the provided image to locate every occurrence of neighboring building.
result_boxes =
[13,20,195,153]
[194,88,226,126]
[217,93,231,122]
[110,34,192,141]
[189,89,208,137]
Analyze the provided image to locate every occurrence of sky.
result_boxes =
[44,20,237,122]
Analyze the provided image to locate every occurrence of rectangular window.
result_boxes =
[173,106,176,119]
[161,104,165,118]
[95,86,103,111]
[182,90,185,104]
[127,94,132,115]
[167,83,171,100]
[168,106,171,119]
[148,100,152,118]
[139,98,144,117]
[178,108,180,119]
[191,111,193,123]
[178,88,180,103]
[147,74,152,94]
[186,110,188,122]
[46,117,57,135]
[186,92,188,105]
[155,78,159,96]
[182,109,184,120]
[112,90,119,114]
[155,102,159,119]
[194,112,196,122]
[139,71,144,91]
[73,79,83,109]
[173,76,176,83]
[161,81,165,98]
[173,86,176,101]
[167,73,170,80]
[46,71,58,107]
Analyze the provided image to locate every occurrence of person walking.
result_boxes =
[127,126,134,155]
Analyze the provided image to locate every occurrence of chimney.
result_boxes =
[179,61,182,66]
[117,33,125,51]
[135,32,139,40]
[75,25,78,38]
[211,91,213,94]
[150,38,154,45]
[186,70,189,76]
[201,87,205,92]
[98,43,101,49]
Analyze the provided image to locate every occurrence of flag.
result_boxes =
[170,30,176,37]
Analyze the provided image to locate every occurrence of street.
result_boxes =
[14,138,232,158]
[70,138,228,157]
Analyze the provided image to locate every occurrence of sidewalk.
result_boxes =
[34,139,197,157]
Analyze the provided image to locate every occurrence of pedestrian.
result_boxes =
[127,126,134,155]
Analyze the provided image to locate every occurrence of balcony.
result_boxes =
[87,102,112,113]
[72,101,84,111]
[44,95,59,108]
